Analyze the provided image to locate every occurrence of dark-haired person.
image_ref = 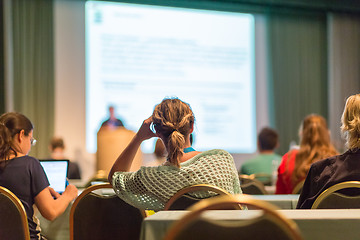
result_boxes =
[240,127,281,179]
[108,98,241,211]
[276,114,338,194]
[49,137,81,179]
[297,94,360,208]
[0,112,78,240]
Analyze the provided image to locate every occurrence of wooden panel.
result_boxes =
[96,127,143,174]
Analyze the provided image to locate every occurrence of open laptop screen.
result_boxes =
[40,159,69,194]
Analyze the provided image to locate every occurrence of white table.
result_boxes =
[264,185,276,194]
[252,194,299,209]
[140,209,360,240]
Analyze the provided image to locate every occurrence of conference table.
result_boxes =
[252,194,299,209]
[140,209,360,240]
[36,194,299,240]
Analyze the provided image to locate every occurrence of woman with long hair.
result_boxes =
[275,114,338,194]
[297,93,360,208]
[0,112,78,240]
[108,98,241,211]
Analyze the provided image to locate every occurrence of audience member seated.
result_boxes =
[297,94,360,208]
[240,127,281,184]
[0,112,78,240]
[49,137,81,179]
[108,97,241,211]
[100,105,124,130]
[276,114,338,194]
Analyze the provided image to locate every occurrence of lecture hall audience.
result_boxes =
[297,93,360,208]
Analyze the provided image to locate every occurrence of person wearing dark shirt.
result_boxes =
[0,112,78,240]
[49,137,81,179]
[297,93,360,209]
[101,106,124,129]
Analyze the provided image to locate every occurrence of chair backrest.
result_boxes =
[164,184,233,210]
[97,127,143,174]
[84,170,109,188]
[0,186,30,240]
[250,173,272,186]
[292,180,305,194]
[164,194,303,240]
[312,181,360,209]
[239,175,268,195]
[69,183,146,240]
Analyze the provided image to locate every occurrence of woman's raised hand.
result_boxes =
[136,116,157,141]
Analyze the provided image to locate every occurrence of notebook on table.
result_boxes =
[39,159,69,194]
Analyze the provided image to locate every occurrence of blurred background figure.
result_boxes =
[240,127,281,185]
[100,105,124,130]
[276,114,338,194]
[146,138,167,167]
[49,137,81,179]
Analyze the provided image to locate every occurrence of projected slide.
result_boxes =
[86,1,256,153]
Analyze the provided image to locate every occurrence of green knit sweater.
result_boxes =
[112,149,241,211]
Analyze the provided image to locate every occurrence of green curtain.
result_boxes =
[0,0,4,115]
[328,13,360,153]
[11,0,54,158]
[267,12,328,154]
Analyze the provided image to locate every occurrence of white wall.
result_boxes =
[54,0,95,182]
[54,0,270,181]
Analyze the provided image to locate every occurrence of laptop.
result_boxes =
[40,159,69,194]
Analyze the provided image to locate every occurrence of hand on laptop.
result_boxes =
[63,184,78,200]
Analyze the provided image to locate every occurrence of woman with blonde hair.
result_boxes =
[297,93,360,208]
[275,114,338,194]
[108,98,241,211]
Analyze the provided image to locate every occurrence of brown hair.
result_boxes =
[152,98,194,168]
[341,94,360,150]
[292,114,338,185]
[0,112,33,170]
[49,137,65,151]
[258,127,279,151]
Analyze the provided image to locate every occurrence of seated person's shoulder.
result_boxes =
[273,153,282,160]
[190,149,235,167]
[312,154,338,168]
[206,149,232,156]
[22,156,42,166]
[193,149,233,160]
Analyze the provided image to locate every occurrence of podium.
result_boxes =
[96,127,143,175]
